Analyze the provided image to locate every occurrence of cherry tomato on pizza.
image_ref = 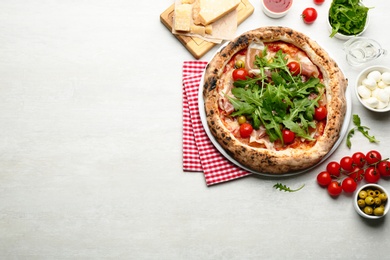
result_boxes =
[287,61,301,76]
[232,68,249,81]
[314,106,327,121]
[302,8,318,24]
[327,181,342,196]
[239,123,253,138]
[366,150,382,165]
[341,177,357,193]
[282,129,295,144]
[364,167,381,183]
[378,160,390,177]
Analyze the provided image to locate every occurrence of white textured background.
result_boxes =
[1,0,390,259]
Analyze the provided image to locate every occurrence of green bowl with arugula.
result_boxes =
[328,0,370,40]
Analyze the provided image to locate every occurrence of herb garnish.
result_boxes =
[346,114,379,148]
[273,183,305,192]
[329,0,370,38]
[228,49,324,145]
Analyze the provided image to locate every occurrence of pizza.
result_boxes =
[202,27,348,174]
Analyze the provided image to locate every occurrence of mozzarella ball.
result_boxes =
[377,100,389,109]
[377,80,387,89]
[367,70,382,82]
[372,88,380,99]
[362,78,377,90]
[357,85,372,99]
[381,72,390,84]
[374,88,390,103]
[363,97,379,108]
[384,87,390,96]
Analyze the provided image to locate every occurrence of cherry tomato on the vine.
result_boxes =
[239,123,253,138]
[282,129,295,144]
[349,166,364,182]
[364,167,381,183]
[366,150,382,165]
[342,177,357,193]
[314,106,327,121]
[287,61,301,76]
[326,161,341,177]
[302,8,318,24]
[314,0,325,5]
[327,181,342,196]
[232,68,249,81]
[378,160,390,177]
[317,171,332,186]
[340,156,354,172]
[352,152,366,168]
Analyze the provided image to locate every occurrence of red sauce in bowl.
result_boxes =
[263,0,292,13]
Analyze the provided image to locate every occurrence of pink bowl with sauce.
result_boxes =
[261,0,293,18]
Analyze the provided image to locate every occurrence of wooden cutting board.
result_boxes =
[160,0,254,59]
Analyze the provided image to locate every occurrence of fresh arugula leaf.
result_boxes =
[286,98,312,122]
[229,98,255,116]
[233,77,262,89]
[357,126,379,143]
[273,183,305,192]
[346,114,379,148]
[231,88,262,107]
[283,120,314,141]
[252,108,262,130]
[227,46,325,145]
[329,0,370,37]
[352,113,361,126]
[298,78,321,96]
[268,50,288,70]
[346,128,354,149]
[299,113,316,133]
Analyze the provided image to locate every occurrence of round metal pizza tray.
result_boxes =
[198,44,352,178]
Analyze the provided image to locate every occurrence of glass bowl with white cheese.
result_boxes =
[355,65,390,112]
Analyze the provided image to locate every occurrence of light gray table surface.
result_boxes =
[1,0,390,259]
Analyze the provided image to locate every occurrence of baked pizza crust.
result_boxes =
[202,26,348,174]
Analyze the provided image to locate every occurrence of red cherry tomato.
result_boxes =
[342,177,357,193]
[314,106,327,121]
[239,123,253,138]
[326,161,341,177]
[378,160,390,177]
[364,167,381,183]
[287,61,301,76]
[302,7,318,24]
[232,68,249,81]
[366,150,382,165]
[349,166,364,182]
[282,129,295,144]
[340,156,354,172]
[314,0,325,5]
[352,152,366,168]
[327,181,342,196]
[317,171,332,186]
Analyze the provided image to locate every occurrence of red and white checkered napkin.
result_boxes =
[182,61,251,186]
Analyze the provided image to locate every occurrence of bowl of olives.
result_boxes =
[354,184,389,219]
